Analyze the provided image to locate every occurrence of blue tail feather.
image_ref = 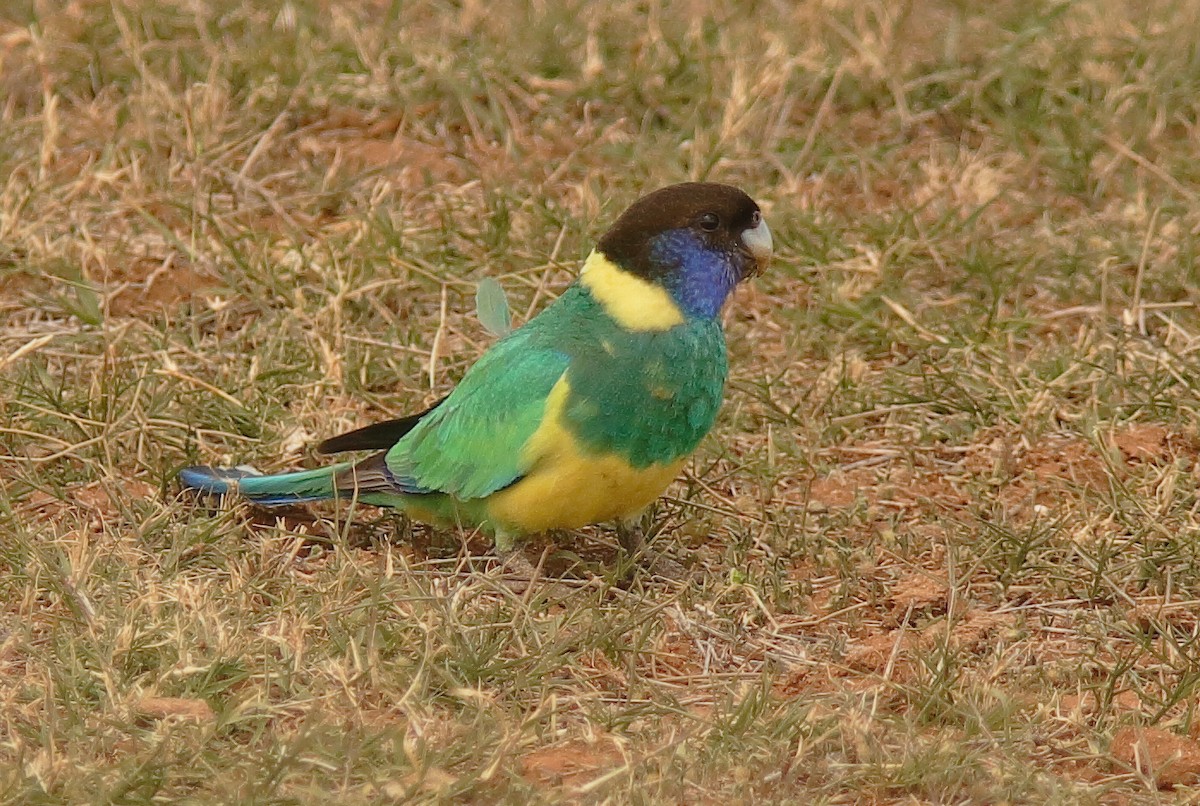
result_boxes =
[179,463,353,506]
[178,466,255,495]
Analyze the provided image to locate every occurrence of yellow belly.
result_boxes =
[486,452,684,533]
[484,377,687,533]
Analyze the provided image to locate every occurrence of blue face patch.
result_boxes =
[649,229,741,319]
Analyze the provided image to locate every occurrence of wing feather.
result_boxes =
[383,329,570,500]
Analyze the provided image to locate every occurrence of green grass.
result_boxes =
[5,0,1200,801]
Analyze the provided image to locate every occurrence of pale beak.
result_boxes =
[740,218,773,277]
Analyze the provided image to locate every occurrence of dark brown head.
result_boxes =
[595,182,772,318]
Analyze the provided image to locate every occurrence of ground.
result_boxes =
[3,0,1200,802]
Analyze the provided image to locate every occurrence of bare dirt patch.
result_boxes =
[1111,727,1200,789]
[105,258,218,317]
[520,738,625,788]
[888,572,949,616]
[1060,689,1143,716]
[297,105,468,188]
[1111,424,1197,465]
[133,696,215,724]
[1024,435,1109,491]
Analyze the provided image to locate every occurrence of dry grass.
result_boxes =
[5,0,1200,801]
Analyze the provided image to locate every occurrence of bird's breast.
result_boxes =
[561,310,728,468]
[480,289,728,534]
[485,377,686,533]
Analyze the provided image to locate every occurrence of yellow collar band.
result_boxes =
[578,250,685,332]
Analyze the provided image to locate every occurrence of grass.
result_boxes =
[4,0,1200,801]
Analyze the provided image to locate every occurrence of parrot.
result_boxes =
[179,182,773,574]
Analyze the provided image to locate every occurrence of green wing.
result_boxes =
[384,329,569,500]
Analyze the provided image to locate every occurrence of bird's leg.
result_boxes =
[615,518,646,555]
[616,516,688,580]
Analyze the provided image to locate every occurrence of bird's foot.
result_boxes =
[645,551,690,581]
[495,545,541,583]
[491,534,569,596]
[615,521,691,582]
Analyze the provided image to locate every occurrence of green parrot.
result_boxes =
[180,182,773,570]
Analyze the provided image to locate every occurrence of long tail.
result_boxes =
[179,463,354,507]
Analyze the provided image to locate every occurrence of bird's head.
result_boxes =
[590,182,772,322]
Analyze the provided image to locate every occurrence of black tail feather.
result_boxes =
[316,396,447,454]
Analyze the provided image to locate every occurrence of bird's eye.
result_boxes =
[750,210,761,227]
[698,212,720,232]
